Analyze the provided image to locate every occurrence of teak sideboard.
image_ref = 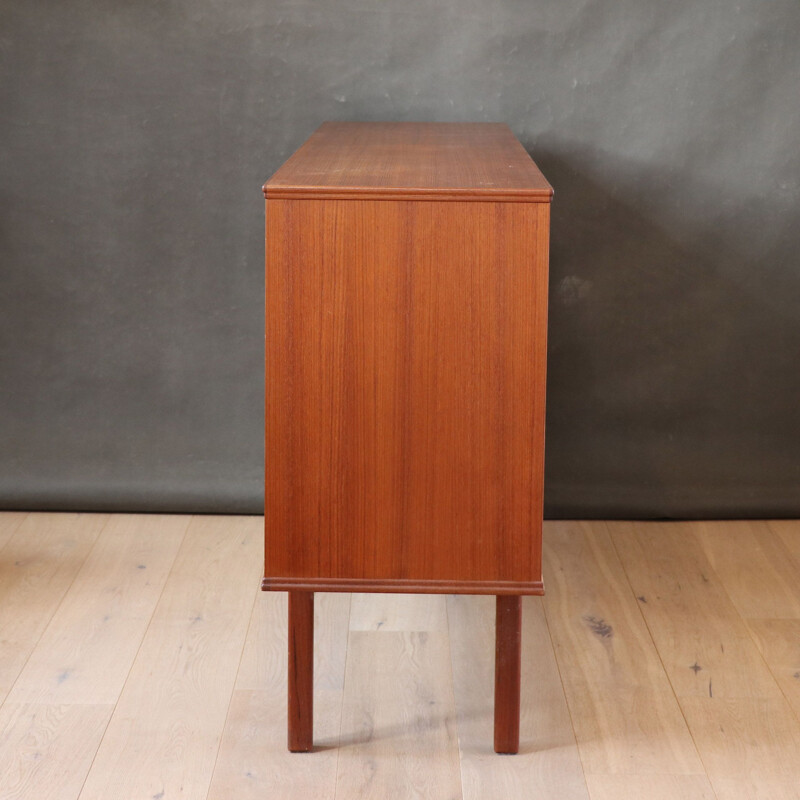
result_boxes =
[262,121,552,754]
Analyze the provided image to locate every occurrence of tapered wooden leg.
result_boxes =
[494,594,522,754]
[288,591,314,752]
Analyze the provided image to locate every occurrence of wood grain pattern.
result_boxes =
[0,513,108,703]
[542,521,705,776]
[7,514,189,705]
[695,520,800,619]
[334,630,463,799]
[78,516,262,800]
[711,776,800,800]
[287,591,314,752]
[264,122,553,202]
[585,775,716,800]
[207,592,351,800]
[327,592,463,797]
[768,519,800,564]
[696,520,800,735]
[494,595,522,754]
[350,592,448,632]
[610,521,800,799]
[264,197,549,593]
[448,594,590,800]
[0,511,27,551]
[610,521,783,699]
[745,618,800,719]
[676,696,800,797]
[0,702,112,800]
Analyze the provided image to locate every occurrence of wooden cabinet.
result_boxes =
[263,122,552,753]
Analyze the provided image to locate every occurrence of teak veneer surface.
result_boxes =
[264,199,549,594]
[264,122,553,202]
[264,123,551,597]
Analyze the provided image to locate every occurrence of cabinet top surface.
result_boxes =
[264,122,553,202]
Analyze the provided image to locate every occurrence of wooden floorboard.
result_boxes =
[0,702,112,800]
[448,594,589,800]
[611,520,800,800]
[584,774,717,800]
[695,520,800,620]
[543,521,707,784]
[0,513,109,705]
[6,514,190,705]
[698,519,800,743]
[0,511,28,552]
[207,591,351,800]
[767,519,800,565]
[333,595,462,800]
[0,513,798,799]
[77,515,262,800]
[745,618,800,721]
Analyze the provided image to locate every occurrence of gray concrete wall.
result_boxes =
[1,0,798,516]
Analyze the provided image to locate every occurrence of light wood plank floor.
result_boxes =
[0,514,798,800]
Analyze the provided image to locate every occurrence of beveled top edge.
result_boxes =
[263,122,553,202]
[263,186,554,201]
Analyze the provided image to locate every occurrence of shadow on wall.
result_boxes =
[529,147,800,519]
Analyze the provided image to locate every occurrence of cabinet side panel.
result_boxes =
[401,201,548,584]
[264,199,295,578]
[265,198,409,582]
[265,199,548,588]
